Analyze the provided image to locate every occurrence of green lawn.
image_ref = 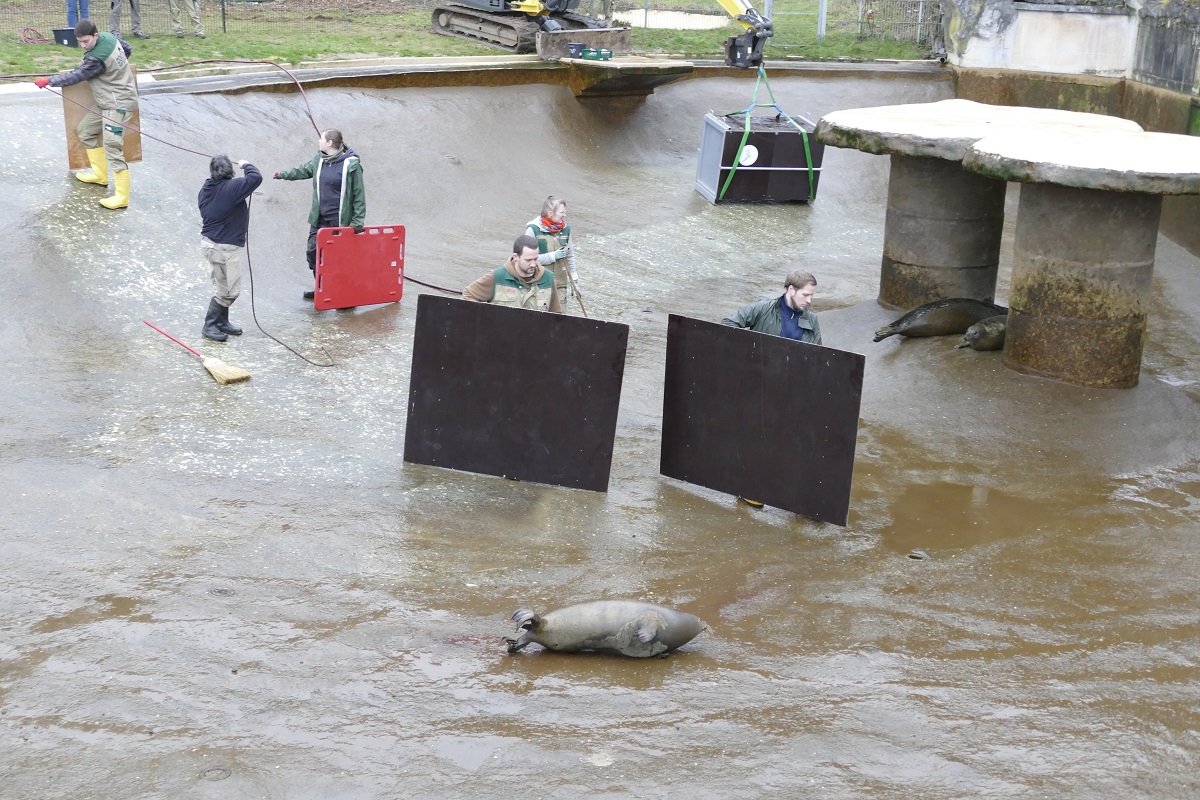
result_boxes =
[0,5,933,78]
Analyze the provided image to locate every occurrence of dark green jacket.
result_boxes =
[722,295,822,345]
[277,149,365,228]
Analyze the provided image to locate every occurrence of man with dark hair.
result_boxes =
[198,155,262,341]
[273,129,366,301]
[462,235,563,313]
[34,19,139,209]
[109,0,149,39]
[721,269,822,345]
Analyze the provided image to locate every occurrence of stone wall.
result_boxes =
[948,0,1200,255]
[944,0,1137,76]
[1134,1,1200,94]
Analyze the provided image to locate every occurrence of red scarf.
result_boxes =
[540,215,565,234]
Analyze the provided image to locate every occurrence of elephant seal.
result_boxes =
[955,314,1007,351]
[504,600,708,658]
[874,298,1008,342]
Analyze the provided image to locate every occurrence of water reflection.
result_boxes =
[2,71,1199,798]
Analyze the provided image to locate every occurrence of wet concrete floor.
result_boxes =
[2,68,1199,798]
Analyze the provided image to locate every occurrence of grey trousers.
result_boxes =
[168,0,205,35]
[201,238,244,307]
[76,107,132,172]
[109,0,143,36]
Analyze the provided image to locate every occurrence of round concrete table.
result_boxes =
[815,99,1141,309]
[963,128,1200,389]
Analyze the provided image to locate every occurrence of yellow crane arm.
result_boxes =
[715,0,773,67]
[715,0,772,35]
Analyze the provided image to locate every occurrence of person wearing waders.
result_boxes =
[34,19,138,209]
[524,195,580,307]
[198,155,262,342]
[273,129,366,301]
[720,269,822,509]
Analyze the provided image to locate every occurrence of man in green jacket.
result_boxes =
[274,129,366,300]
[721,269,822,345]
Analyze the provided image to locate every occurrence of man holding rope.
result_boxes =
[34,19,138,209]
[198,155,262,342]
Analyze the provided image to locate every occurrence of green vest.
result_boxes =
[492,267,555,311]
[528,220,571,290]
[530,222,571,255]
[88,33,138,111]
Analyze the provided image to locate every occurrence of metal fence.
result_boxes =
[833,0,941,44]
[1,0,941,50]
[0,0,360,40]
[765,0,942,48]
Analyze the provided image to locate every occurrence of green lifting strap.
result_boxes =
[717,66,816,203]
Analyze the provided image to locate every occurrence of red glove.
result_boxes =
[34,78,50,89]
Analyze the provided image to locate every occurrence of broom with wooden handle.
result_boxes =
[143,320,251,385]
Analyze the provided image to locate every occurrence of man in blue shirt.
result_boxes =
[197,155,262,341]
[721,269,822,345]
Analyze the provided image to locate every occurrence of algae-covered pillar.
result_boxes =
[963,128,1200,388]
[815,100,1139,310]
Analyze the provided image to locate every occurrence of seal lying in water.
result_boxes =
[874,298,1008,342]
[955,314,1007,351]
[504,600,708,658]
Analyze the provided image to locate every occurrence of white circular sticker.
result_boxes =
[738,145,759,166]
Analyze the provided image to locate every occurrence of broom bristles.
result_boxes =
[201,356,252,385]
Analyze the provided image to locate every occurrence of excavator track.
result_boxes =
[431,4,541,53]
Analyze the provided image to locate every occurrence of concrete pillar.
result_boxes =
[1003,183,1161,389]
[879,155,1007,309]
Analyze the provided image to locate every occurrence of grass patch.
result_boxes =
[0,4,935,78]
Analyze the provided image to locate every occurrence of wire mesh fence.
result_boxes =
[833,0,941,45]
[767,0,942,49]
[0,0,365,41]
[1,0,940,51]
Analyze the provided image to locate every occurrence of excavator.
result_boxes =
[431,0,774,68]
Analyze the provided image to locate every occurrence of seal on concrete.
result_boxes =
[874,298,1008,342]
[504,600,708,657]
[955,314,1007,351]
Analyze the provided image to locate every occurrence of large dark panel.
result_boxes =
[404,295,628,492]
[660,315,863,525]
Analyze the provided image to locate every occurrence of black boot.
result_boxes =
[216,303,242,336]
[202,298,228,342]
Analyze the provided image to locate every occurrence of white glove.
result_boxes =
[537,247,567,266]
[568,272,581,296]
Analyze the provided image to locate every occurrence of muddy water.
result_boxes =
[2,71,1199,798]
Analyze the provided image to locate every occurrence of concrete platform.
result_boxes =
[559,55,695,97]
[964,127,1200,193]
[962,128,1200,388]
[140,53,693,98]
[815,98,1141,159]
[814,99,1141,309]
